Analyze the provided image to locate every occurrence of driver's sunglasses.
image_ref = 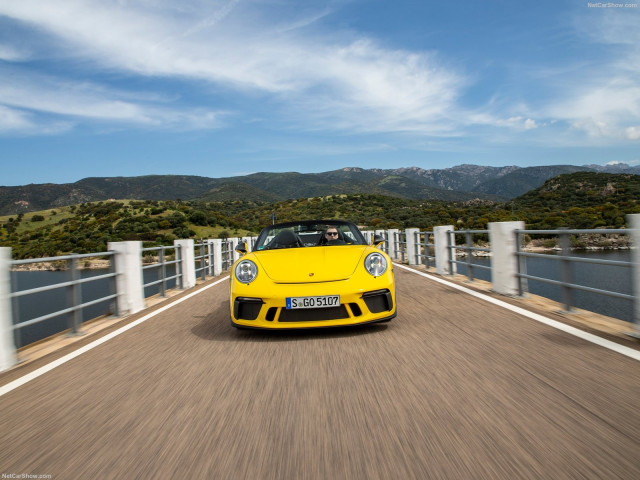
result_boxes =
[326,231,338,236]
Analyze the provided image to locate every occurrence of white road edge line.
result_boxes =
[394,263,640,362]
[0,276,230,398]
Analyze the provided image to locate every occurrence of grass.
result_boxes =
[1,206,76,235]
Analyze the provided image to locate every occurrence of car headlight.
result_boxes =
[235,260,258,284]
[364,252,387,277]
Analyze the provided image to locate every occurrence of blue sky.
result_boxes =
[0,0,638,186]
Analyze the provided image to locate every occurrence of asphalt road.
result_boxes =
[0,268,638,479]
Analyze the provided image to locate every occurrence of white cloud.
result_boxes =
[0,0,466,135]
[0,43,28,61]
[0,105,73,135]
[0,65,227,131]
[0,105,34,131]
[0,0,636,147]
[542,8,640,142]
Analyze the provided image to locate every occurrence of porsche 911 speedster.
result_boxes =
[229,220,396,329]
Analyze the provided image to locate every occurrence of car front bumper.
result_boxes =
[230,275,396,329]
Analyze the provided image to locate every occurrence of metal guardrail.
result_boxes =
[194,240,212,281]
[416,231,435,268]
[514,228,633,312]
[447,229,492,281]
[142,244,183,296]
[222,240,234,271]
[394,231,406,263]
[9,252,118,347]
[4,226,637,351]
[389,226,635,321]
[8,238,239,343]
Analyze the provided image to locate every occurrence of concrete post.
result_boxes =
[362,230,373,245]
[627,214,640,335]
[0,248,17,371]
[174,239,196,289]
[209,239,223,276]
[488,221,525,296]
[108,241,145,316]
[434,225,455,275]
[405,228,419,265]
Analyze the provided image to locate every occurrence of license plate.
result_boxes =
[286,295,340,309]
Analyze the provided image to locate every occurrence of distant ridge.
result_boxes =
[1,163,639,215]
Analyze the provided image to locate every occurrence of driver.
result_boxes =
[324,225,346,245]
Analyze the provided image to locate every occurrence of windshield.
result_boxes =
[254,221,367,250]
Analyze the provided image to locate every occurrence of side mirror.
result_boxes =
[235,242,248,255]
[372,234,385,246]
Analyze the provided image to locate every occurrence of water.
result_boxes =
[454,250,634,323]
[11,265,179,348]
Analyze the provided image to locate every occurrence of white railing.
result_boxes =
[1,215,639,371]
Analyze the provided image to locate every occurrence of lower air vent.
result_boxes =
[349,303,362,317]
[266,307,277,321]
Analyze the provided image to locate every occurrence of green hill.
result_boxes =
[2,172,639,259]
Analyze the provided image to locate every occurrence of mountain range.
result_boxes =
[2,163,639,215]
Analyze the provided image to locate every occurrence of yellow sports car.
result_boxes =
[230,219,396,329]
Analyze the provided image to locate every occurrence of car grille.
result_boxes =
[278,305,349,322]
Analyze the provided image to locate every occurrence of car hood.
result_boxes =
[253,246,368,283]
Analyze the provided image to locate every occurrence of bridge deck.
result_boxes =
[0,267,638,479]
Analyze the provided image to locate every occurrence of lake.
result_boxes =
[455,250,634,323]
[11,266,179,348]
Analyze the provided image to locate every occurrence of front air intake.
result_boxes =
[234,297,263,320]
[362,289,393,313]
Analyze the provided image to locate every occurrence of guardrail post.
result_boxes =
[159,248,167,297]
[108,241,145,316]
[423,232,433,268]
[174,239,196,289]
[0,247,17,370]
[488,221,524,296]
[515,230,528,297]
[405,228,419,265]
[464,231,474,281]
[205,240,213,276]
[198,241,206,281]
[558,229,574,312]
[362,230,373,244]
[68,255,82,335]
[210,239,223,276]
[434,225,455,275]
[627,213,640,336]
